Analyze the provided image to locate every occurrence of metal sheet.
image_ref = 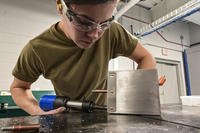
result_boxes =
[107,69,161,115]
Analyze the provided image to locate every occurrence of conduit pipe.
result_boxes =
[124,15,189,47]
[183,50,192,96]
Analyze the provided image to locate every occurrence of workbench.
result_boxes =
[0,104,200,133]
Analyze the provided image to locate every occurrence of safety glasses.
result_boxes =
[66,9,114,32]
[61,0,115,32]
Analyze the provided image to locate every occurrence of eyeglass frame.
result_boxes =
[61,0,115,32]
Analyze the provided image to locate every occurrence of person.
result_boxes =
[10,0,156,115]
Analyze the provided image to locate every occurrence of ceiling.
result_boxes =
[184,10,200,26]
[137,0,163,10]
[120,0,163,10]
[119,0,200,26]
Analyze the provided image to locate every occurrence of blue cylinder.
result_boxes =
[39,95,56,111]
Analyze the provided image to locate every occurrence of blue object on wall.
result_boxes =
[183,50,191,96]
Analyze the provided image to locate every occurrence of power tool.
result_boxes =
[39,95,107,113]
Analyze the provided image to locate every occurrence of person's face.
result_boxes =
[61,1,117,49]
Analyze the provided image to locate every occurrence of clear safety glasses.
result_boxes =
[61,0,115,32]
[66,10,114,32]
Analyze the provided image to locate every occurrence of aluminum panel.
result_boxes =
[107,69,161,115]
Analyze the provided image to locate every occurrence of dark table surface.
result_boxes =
[0,104,200,133]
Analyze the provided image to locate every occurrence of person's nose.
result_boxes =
[86,28,102,40]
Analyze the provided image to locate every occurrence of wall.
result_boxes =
[186,45,200,95]
[0,0,60,90]
[189,23,200,45]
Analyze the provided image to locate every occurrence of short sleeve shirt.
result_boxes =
[12,21,138,105]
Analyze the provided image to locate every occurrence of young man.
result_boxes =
[10,0,156,115]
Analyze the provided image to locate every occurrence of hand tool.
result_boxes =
[39,95,107,113]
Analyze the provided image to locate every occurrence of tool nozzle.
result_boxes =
[93,105,107,110]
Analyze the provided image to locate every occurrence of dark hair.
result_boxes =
[64,0,117,5]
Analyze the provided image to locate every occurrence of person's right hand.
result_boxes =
[41,107,66,115]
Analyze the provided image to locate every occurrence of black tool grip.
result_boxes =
[53,96,70,109]
[82,101,94,113]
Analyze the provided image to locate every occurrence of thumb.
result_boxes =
[43,107,66,115]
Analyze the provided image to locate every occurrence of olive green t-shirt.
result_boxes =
[12,21,138,105]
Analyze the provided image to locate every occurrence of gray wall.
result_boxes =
[189,23,200,45]
[0,0,59,90]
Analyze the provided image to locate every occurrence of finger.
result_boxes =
[43,107,66,115]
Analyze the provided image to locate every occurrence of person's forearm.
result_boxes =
[10,87,45,115]
[137,53,156,69]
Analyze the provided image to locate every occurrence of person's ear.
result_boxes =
[56,0,63,14]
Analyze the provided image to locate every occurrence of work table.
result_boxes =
[0,104,200,133]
